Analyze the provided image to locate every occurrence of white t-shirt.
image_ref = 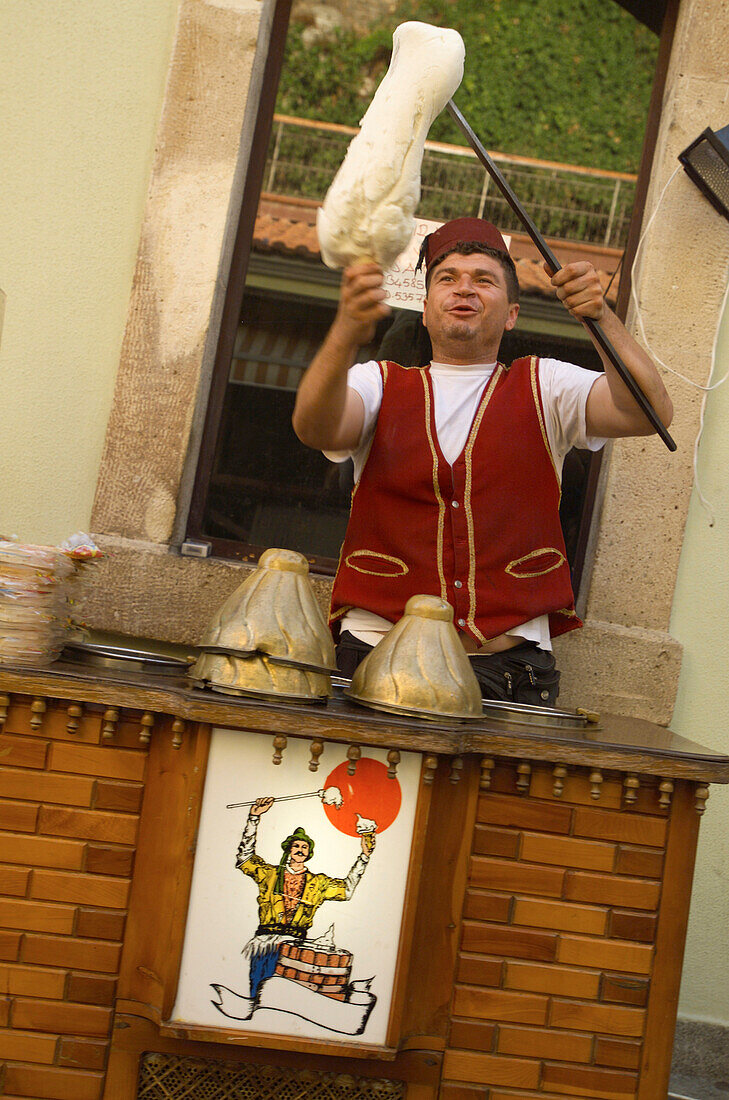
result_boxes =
[327,358,606,650]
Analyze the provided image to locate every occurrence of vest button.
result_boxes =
[451,500,460,508]
[457,617,466,627]
[454,580,463,589]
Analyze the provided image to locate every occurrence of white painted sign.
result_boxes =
[172,729,422,1046]
[383,217,442,311]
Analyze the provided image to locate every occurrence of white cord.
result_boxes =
[630,164,729,525]
[690,269,729,526]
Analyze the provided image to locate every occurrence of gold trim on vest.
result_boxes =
[344,550,410,577]
[420,370,447,602]
[351,361,389,502]
[329,604,351,622]
[505,547,567,578]
[464,364,504,643]
[530,356,561,497]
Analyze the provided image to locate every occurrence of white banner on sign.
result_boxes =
[383,219,512,312]
[212,975,376,1036]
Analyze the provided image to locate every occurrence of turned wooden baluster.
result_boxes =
[66,703,83,735]
[171,719,185,749]
[387,750,400,779]
[30,698,46,731]
[102,708,118,743]
[516,761,531,794]
[449,756,464,784]
[139,713,154,746]
[552,764,568,798]
[658,778,674,811]
[272,735,287,765]
[695,785,710,815]
[589,769,603,801]
[480,756,495,790]
[423,755,438,785]
[623,773,640,806]
[308,739,324,772]
[347,744,361,776]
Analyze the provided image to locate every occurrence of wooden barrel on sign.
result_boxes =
[275,942,353,1000]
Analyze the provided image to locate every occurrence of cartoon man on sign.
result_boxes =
[210,755,404,1033]
[237,796,376,997]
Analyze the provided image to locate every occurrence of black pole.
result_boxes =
[446,99,676,453]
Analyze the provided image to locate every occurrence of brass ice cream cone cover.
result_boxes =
[189,548,335,700]
[345,594,482,719]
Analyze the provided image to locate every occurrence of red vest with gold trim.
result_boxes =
[330,357,580,644]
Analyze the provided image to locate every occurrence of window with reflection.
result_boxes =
[187,0,664,591]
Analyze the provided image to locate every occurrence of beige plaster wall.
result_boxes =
[585,0,728,642]
[90,0,267,545]
[672,301,729,1027]
[636,0,729,1026]
[0,0,180,544]
[560,0,729,724]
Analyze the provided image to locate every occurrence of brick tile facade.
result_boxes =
[444,762,670,1097]
[0,694,148,1099]
[0,692,704,1098]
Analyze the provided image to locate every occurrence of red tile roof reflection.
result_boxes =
[253,197,620,305]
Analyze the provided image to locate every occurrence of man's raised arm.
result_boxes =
[549,261,674,439]
[293,262,390,451]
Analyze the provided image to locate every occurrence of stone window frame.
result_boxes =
[83,0,724,727]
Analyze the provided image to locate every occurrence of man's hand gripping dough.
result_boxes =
[292,263,389,452]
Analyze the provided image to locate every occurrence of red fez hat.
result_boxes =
[417,217,509,273]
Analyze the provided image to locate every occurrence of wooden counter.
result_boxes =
[0,662,727,1100]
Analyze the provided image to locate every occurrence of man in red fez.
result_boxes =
[293,219,673,705]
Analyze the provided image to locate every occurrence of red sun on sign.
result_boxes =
[323,757,402,837]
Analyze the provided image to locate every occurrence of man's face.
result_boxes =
[422,252,519,364]
[288,839,310,867]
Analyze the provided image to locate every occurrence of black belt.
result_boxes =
[255,924,307,938]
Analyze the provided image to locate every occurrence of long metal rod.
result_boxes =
[226,790,322,810]
[446,99,676,453]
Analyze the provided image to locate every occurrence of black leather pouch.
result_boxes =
[470,643,560,706]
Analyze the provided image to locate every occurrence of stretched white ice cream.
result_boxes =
[316,21,465,270]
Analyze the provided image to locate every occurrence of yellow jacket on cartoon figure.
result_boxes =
[238,853,347,931]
